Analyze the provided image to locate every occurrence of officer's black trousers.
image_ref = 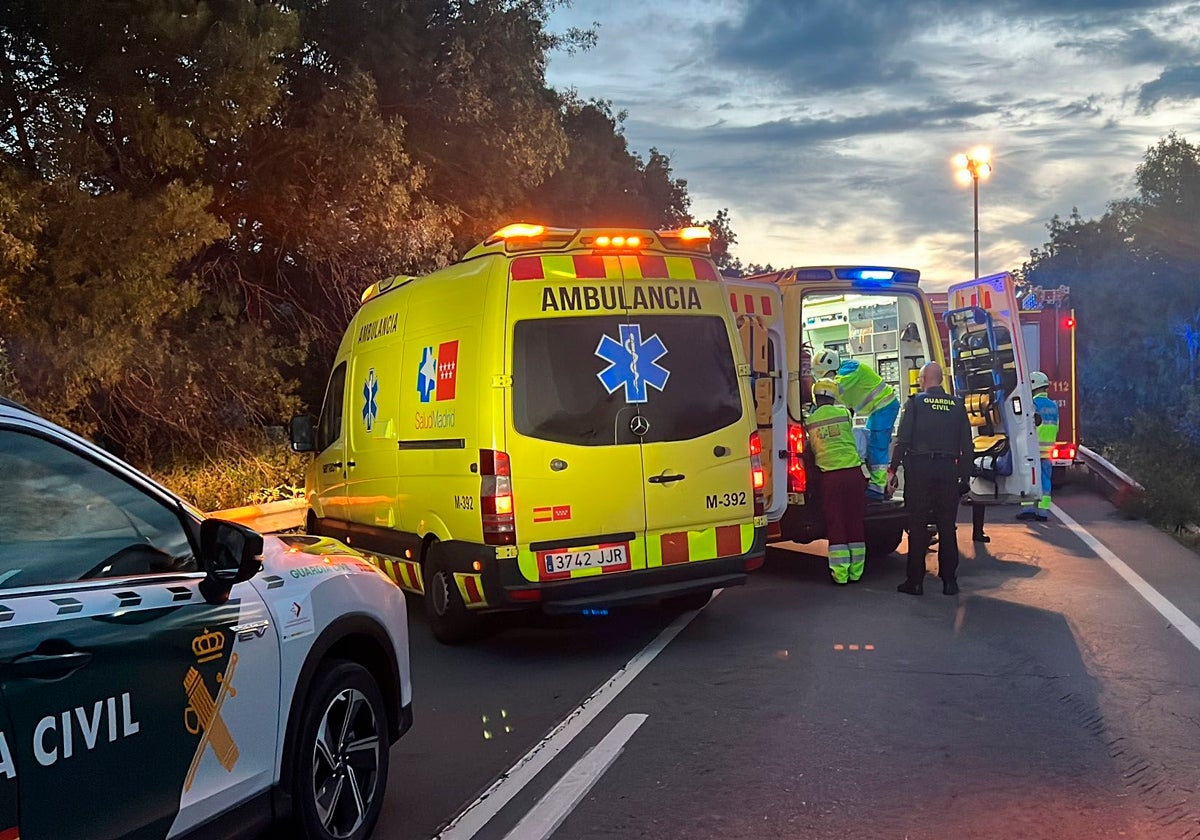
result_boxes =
[904,458,960,584]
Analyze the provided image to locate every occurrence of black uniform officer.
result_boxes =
[887,361,974,596]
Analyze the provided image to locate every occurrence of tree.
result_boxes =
[514,97,691,229]
[1018,132,1200,528]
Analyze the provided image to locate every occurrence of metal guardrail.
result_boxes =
[1077,445,1143,507]
[207,498,306,532]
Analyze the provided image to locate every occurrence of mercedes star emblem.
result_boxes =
[630,415,650,436]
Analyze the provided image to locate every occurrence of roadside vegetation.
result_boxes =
[1018,133,1200,535]
[0,0,743,504]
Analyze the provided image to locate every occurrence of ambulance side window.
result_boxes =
[0,429,196,589]
[316,361,347,452]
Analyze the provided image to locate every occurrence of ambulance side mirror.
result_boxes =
[289,414,316,452]
[199,519,264,605]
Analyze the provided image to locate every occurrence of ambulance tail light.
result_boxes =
[750,431,766,516]
[480,449,515,545]
[1050,443,1077,461]
[787,421,807,494]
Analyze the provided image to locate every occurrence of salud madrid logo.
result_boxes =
[418,340,459,403]
[595,324,669,404]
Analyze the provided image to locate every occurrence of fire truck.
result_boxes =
[930,285,1079,479]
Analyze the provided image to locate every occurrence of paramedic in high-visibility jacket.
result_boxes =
[806,379,868,584]
[811,348,900,500]
[1018,370,1059,522]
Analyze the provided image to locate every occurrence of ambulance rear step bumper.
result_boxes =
[539,572,747,615]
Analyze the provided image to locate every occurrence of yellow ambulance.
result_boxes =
[290,225,767,642]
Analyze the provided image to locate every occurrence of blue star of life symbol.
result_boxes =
[595,324,670,404]
[362,368,379,431]
[417,346,437,403]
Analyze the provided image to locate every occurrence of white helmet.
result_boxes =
[811,348,841,378]
[1030,370,1050,392]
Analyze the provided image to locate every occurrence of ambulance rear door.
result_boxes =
[505,255,649,584]
[724,278,787,521]
[947,272,1041,505]
[630,260,759,569]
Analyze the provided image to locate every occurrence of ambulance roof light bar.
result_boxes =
[657,225,712,254]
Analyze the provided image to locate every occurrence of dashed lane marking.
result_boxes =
[1052,503,1200,653]
[433,591,719,839]
[501,713,648,840]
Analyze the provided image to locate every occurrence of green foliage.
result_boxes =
[150,429,307,512]
[0,0,735,483]
[1020,132,1200,530]
[1104,415,1200,533]
[515,97,691,229]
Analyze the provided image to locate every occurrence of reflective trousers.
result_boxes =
[821,466,867,583]
[904,457,960,584]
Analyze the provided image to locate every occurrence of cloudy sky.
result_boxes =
[544,0,1200,289]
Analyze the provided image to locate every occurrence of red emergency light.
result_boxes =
[1063,316,1076,329]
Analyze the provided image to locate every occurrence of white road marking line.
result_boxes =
[1052,503,1200,653]
[433,591,720,839]
[501,713,648,840]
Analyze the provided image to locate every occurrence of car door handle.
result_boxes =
[329,461,343,469]
[5,650,93,680]
[648,473,686,484]
[346,460,356,469]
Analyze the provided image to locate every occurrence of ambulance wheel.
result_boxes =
[663,590,714,611]
[865,524,904,556]
[292,660,389,840]
[423,546,481,644]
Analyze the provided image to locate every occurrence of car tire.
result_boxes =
[291,660,389,840]
[662,590,714,611]
[865,524,904,556]
[423,544,481,644]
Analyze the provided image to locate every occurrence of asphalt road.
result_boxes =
[375,482,1200,840]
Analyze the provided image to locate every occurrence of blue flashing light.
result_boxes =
[581,608,609,617]
[858,269,896,281]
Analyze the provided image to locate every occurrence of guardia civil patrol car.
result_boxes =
[0,398,412,840]
[291,224,767,643]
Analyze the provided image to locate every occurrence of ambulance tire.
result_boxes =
[662,590,714,611]
[865,524,904,556]
[291,660,389,840]
[423,544,482,644]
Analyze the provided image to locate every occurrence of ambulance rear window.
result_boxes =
[513,315,742,446]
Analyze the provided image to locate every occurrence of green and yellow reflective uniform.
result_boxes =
[807,403,867,583]
[835,360,900,494]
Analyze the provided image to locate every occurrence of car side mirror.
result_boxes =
[199,518,264,605]
[289,414,316,452]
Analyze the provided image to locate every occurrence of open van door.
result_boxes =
[946,272,1041,506]
[723,278,788,521]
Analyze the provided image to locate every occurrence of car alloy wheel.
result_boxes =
[311,686,382,838]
